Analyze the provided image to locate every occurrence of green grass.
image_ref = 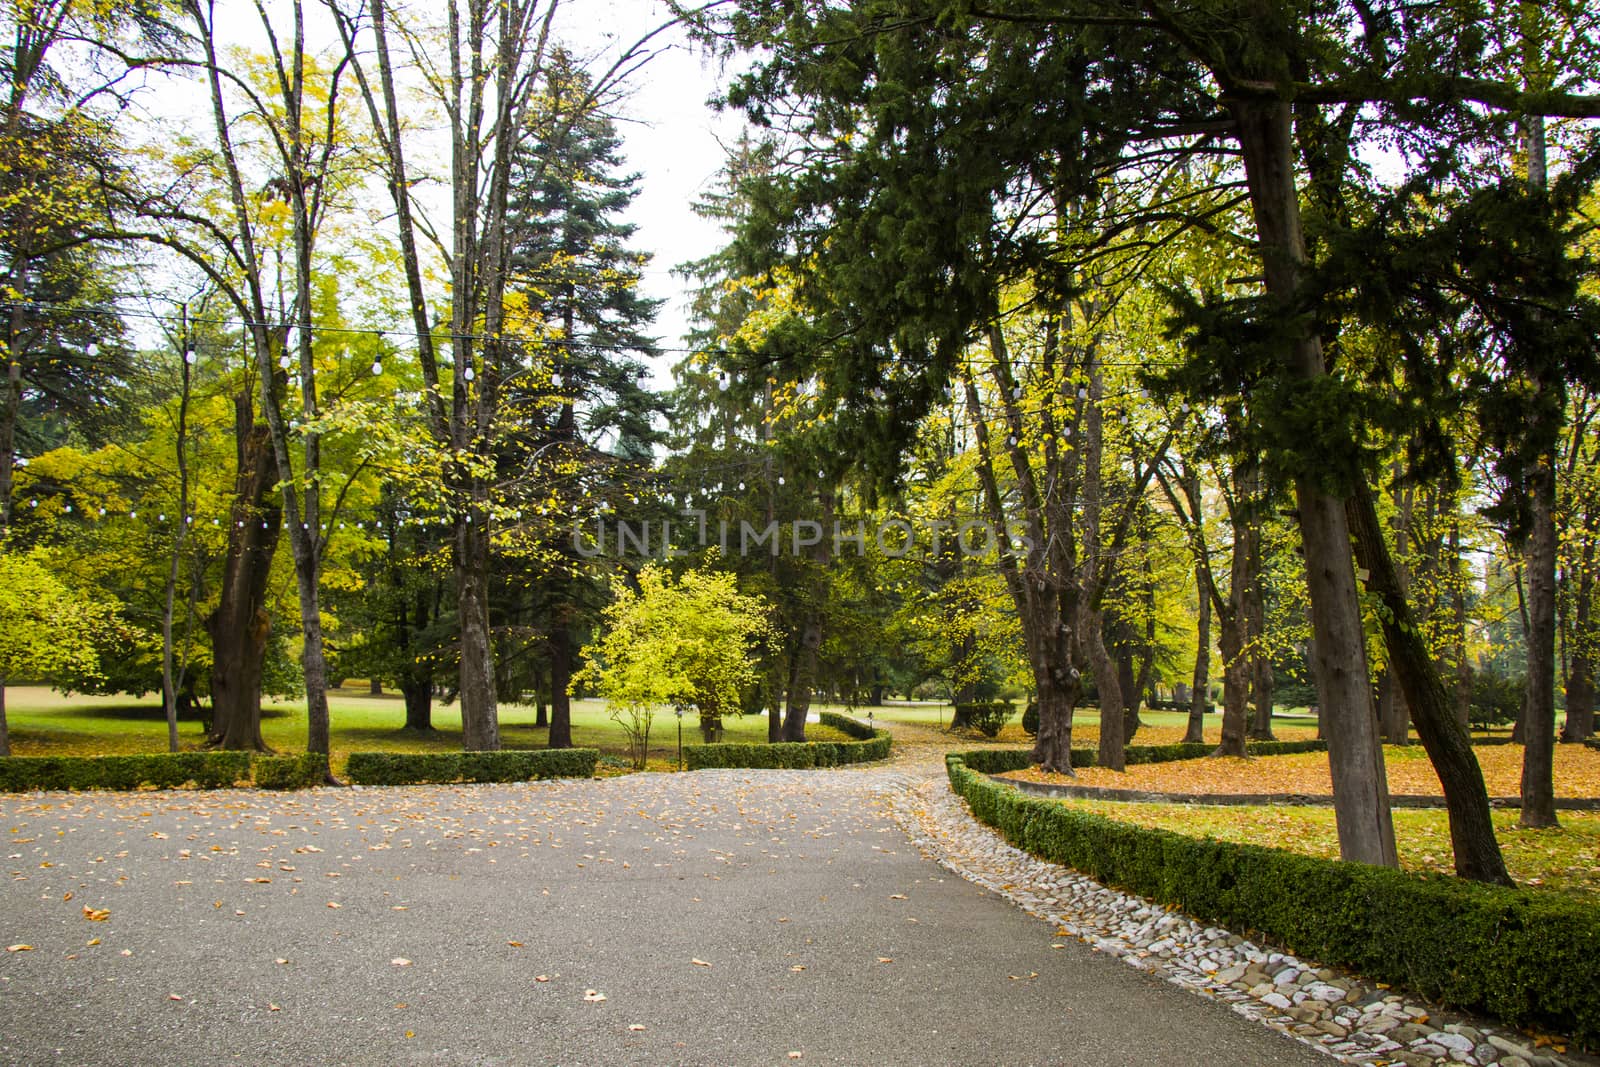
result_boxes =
[1052,795,1600,901]
[0,685,855,776]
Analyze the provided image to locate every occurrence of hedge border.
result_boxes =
[343,748,598,786]
[946,750,1600,1044]
[0,751,252,792]
[253,753,329,790]
[683,712,891,770]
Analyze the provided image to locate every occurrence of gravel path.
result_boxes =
[0,729,1589,1066]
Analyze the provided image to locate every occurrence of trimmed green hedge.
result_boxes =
[254,753,329,790]
[0,751,252,792]
[344,748,598,786]
[685,713,891,770]
[960,739,1327,776]
[947,751,1600,1043]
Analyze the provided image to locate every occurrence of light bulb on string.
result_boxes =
[86,343,99,358]
[372,359,382,376]
[280,354,292,370]
[184,349,196,365]
[464,366,475,382]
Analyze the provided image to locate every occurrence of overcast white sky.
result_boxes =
[547,0,753,367]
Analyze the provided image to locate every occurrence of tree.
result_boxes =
[500,48,664,750]
[572,564,773,766]
[0,551,121,754]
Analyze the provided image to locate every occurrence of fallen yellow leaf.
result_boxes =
[82,906,110,922]
[876,957,893,964]
[535,975,550,983]
[691,958,712,968]
[391,958,412,967]
[507,941,523,947]
[86,938,99,947]
[6,944,32,952]
[168,993,183,1002]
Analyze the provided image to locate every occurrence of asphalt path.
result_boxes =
[0,768,1330,1066]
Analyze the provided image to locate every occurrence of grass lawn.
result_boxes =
[1047,796,1600,900]
[872,702,1324,747]
[0,685,855,776]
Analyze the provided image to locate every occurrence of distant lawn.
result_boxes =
[0,685,854,776]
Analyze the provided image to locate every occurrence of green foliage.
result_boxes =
[1471,669,1522,727]
[684,713,890,769]
[253,753,328,790]
[0,751,251,792]
[573,564,774,767]
[344,748,598,786]
[0,552,125,688]
[954,700,1013,738]
[947,751,1600,1042]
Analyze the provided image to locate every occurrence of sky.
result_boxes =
[545,1,754,375]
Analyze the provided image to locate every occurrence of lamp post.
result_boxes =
[676,707,684,771]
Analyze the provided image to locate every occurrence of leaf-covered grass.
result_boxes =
[1047,796,1600,901]
[1010,742,1600,798]
[867,703,1325,746]
[0,685,851,776]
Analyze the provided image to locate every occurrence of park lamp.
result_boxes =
[675,707,685,772]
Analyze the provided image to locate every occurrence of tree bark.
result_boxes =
[402,681,433,731]
[782,614,820,742]
[548,608,573,749]
[206,400,280,752]
[456,510,500,751]
[1231,92,1396,867]
[1348,483,1513,884]
[1451,519,1472,729]
[1521,451,1560,825]
[1561,507,1597,741]
[1186,553,1211,744]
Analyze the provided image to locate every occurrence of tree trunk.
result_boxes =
[206,402,280,753]
[1186,556,1211,744]
[1348,484,1513,884]
[1232,93,1396,866]
[1117,644,1140,742]
[1451,520,1472,729]
[1092,607,1126,771]
[0,679,10,756]
[456,510,500,751]
[402,680,433,731]
[1242,486,1276,741]
[1561,517,1597,741]
[782,613,820,742]
[548,611,573,749]
[1216,611,1249,757]
[1521,452,1560,826]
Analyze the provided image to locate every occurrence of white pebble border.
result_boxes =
[875,771,1591,1067]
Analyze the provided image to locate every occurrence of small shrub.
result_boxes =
[345,748,598,786]
[953,701,1013,737]
[254,753,328,790]
[1021,702,1039,737]
[0,751,252,792]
